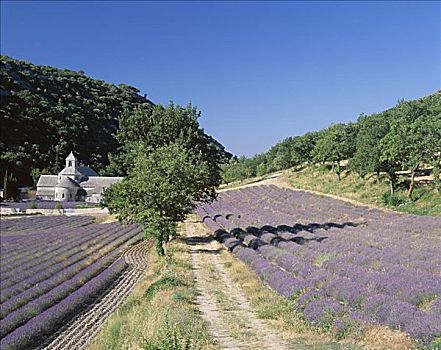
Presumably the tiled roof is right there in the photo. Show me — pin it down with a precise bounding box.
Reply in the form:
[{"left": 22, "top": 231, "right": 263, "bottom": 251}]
[
  {"left": 55, "top": 177, "right": 80, "bottom": 188},
  {"left": 59, "top": 166, "right": 83, "bottom": 176},
  {"left": 77, "top": 166, "right": 99, "bottom": 177},
  {"left": 58, "top": 165, "right": 98, "bottom": 177},
  {"left": 81, "top": 177, "right": 123, "bottom": 189},
  {"left": 36, "top": 188, "right": 55, "bottom": 196},
  {"left": 36, "top": 175, "right": 58, "bottom": 187}
]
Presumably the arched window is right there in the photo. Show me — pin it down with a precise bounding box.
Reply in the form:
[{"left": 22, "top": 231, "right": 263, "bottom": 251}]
[
  {"left": 62, "top": 193, "right": 65, "bottom": 198},
  {"left": 68, "top": 161, "right": 72, "bottom": 167}
]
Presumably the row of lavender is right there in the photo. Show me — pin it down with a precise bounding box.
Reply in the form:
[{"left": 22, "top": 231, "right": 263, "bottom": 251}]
[
  {"left": 1, "top": 215, "right": 94, "bottom": 236},
  {"left": 0, "top": 201, "right": 99, "bottom": 210},
  {"left": 196, "top": 185, "right": 441, "bottom": 345},
  {"left": 0, "top": 215, "right": 141, "bottom": 350}
]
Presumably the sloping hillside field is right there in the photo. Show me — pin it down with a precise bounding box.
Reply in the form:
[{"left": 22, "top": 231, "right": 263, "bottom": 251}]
[
  {"left": 196, "top": 185, "right": 441, "bottom": 345},
  {"left": 0, "top": 215, "right": 141, "bottom": 350}
]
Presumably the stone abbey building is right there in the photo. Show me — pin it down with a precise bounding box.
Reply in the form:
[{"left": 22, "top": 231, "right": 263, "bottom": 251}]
[{"left": 36, "top": 152, "right": 122, "bottom": 202}]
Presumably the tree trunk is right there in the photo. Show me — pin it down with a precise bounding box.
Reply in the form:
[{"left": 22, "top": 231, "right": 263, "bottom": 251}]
[
  {"left": 3, "top": 170, "right": 8, "bottom": 200},
  {"left": 335, "top": 161, "right": 341, "bottom": 181},
  {"left": 388, "top": 171, "right": 396, "bottom": 195},
  {"left": 407, "top": 165, "right": 419, "bottom": 198},
  {"left": 376, "top": 170, "right": 380, "bottom": 183},
  {"left": 156, "top": 240, "right": 165, "bottom": 256},
  {"left": 433, "top": 160, "right": 441, "bottom": 193}
]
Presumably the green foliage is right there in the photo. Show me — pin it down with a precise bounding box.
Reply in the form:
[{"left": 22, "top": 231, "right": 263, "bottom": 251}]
[
  {"left": 220, "top": 131, "right": 322, "bottom": 183},
  {"left": 433, "top": 161, "right": 441, "bottom": 193},
  {"left": 3, "top": 170, "right": 20, "bottom": 200},
  {"left": 312, "top": 123, "right": 357, "bottom": 164},
  {"left": 102, "top": 103, "right": 228, "bottom": 255},
  {"left": 221, "top": 156, "right": 254, "bottom": 184},
  {"left": 381, "top": 192, "right": 405, "bottom": 207},
  {"left": 28, "top": 201, "right": 37, "bottom": 209},
  {"left": 144, "top": 276, "right": 186, "bottom": 301},
  {"left": 379, "top": 101, "right": 441, "bottom": 195},
  {"left": 55, "top": 203, "right": 64, "bottom": 210},
  {"left": 256, "top": 162, "right": 267, "bottom": 177},
  {"left": 30, "top": 168, "right": 44, "bottom": 188},
  {"left": 350, "top": 113, "right": 390, "bottom": 178},
  {"left": 1, "top": 55, "right": 154, "bottom": 185},
  {"left": 312, "top": 123, "right": 358, "bottom": 181},
  {"left": 222, "top": 91, "right": 440, "bottom": 196},
  {"left": 140, "top": 319, "right": 192, "bottom": 350},
  {"left": 108, "top": 102, "right": 231, "bottom": 180}
]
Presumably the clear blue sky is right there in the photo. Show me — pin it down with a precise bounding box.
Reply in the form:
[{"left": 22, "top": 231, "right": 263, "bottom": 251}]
[{"left": 1, "top": 1, "right": 440, "bottom": 156}]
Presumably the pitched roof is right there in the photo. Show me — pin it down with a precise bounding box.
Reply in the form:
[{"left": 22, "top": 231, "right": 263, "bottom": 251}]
[
  {"left": 59, "top": 165, "right": 98, "bottom": 177},
  {"left": 59, "top": 166, "right": 83, "bottom": 176},
  {"left": 55, "top": 177, "right": 80, "bottom": 188},
  {"left": 80, "top": 176, "right": 123, "bottom": 189},
  {"left": 77, "top": 166, "right": 99, "bottom": 177},
  {"left": 66, "top": 151, "right": 77, "bottom": 161},
  {"left": 36, "top": 188, "right": 55, "bottom": 196},
  {"left": 37, "top": 175, "right": 58, "bottom": 187}
]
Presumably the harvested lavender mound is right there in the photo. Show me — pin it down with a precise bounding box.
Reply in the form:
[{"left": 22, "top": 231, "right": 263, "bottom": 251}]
[{"left": 196, "top": 185, "right": 441, "bottom": 345}]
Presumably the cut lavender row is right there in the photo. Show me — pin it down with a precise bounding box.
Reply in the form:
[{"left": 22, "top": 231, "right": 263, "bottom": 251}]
[
  {"left": 0, "top": 227, "right": 138, "bottom": 320},
  {"left": 196, "top": 185, "right": 441, "bottom": 345},
  {"left": 0, "top": 259, "right": 127, "bottom": 350},
  {"left": 0, "top": 216, "right": 141, "bottom": 343}
]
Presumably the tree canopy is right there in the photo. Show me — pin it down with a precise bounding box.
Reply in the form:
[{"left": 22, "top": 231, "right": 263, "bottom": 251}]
[
  {"left": 102, "top": 103, "right": 231, "bottom": 255},
  {"left": 221, "top": 91, "right": 441, "bottom": 196}
]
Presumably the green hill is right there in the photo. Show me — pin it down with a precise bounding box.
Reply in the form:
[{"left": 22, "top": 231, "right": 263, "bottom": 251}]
[{"left": 0, "top": 55, "right": 154, "bottom": 185}]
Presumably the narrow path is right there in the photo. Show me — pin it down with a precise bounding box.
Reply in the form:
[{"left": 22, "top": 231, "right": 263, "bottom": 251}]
[
  {"left": 39, "top": 241, "right": 150, "bottom": 350},
  {"left": 186, "top": 220, "right": 288, "bottom": 350}
]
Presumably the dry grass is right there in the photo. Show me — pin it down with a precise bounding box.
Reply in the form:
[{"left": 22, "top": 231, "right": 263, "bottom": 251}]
[
  {"left": 287, "top": 166, "right": 441, "bottom": 216},
  {"left": 91, "top": 213, "right": 118, "bottom": 224},
  {"left": 88, "top": 227, "right": 218, "bottom": 350},
  {"left": 358, "top": 327, "right": 418, "bottom": 350}
]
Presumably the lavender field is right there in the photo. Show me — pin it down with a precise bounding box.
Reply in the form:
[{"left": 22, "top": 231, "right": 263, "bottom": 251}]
[
  {"left": 0, "top": 215, "right": 141, "bottom": 350},
  {"left": 0, "top": 201, "right": 99, "bottom": 210},
  {"left": 196, "top": 185, "right": 441, "bottom": 346}
]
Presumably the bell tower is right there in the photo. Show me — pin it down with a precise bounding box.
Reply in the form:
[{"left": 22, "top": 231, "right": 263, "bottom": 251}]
[{"left": 66, "top": 151, "right": 77, "bottom": 169}]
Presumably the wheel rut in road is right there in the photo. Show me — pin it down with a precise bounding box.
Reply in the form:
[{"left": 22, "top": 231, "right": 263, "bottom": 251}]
[
  {"left": 40, "top": 241, "right": 150, "bottom": 350},
  {"left": 186, "top": 220, "right": 288, "bottom": 350}
]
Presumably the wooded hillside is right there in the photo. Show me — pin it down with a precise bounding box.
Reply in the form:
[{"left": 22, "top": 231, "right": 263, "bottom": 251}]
[
  {"left": 223, "top": 91, "right": 441, "bottom": 199},
  {"left": 0, "top": 55, "right": 154, "bottom": 185}
]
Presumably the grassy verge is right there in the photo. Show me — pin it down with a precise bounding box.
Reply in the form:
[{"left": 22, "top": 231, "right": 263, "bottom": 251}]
[
  {"left": 287, "top": 165, "right": 441, "bottom": 216},
  {"left": 88, "top": 228, "right": 218, "bottom": 350},
  {"left": 219, "top": 171, "right": 283, "bottom": 191},
  {"left": 219, "top": 248, "right": 419, "bottom": 350}
]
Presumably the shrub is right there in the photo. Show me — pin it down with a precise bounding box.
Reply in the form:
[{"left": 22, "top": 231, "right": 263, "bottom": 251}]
[
  {"left": 55, "top": 203, "right": 64, "bottom": 210},
  {"left": 144, "top": 276, "right": 186, "bottom": 301},
  {"left": 381, "top": 192, "right": 405, "bottom": 207},
  {"left": 140, "top": 319, "right": 191, "bottom": 350},
  {"left": 410, "top": 187, "right": 428, "bottom": 202},
  {"left": 28, "top": 201, "right": 37, "bottom": 209}
]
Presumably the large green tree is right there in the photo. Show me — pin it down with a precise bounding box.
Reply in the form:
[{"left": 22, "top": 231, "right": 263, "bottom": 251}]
[
  {"left": 380, "top": 113, "right": 441, "bottom": 197},
  {"left": 312, "top": 123, "right": 358, "bottom": 180},
  {"left": 102, "top": 103, "right": 230, "bottom": 255},
  {"left": 107, "top": 102, "right": 230, "bottom": 180},
  {"left": 350, "top": 113, "right": 390, "bottom": 181}
]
